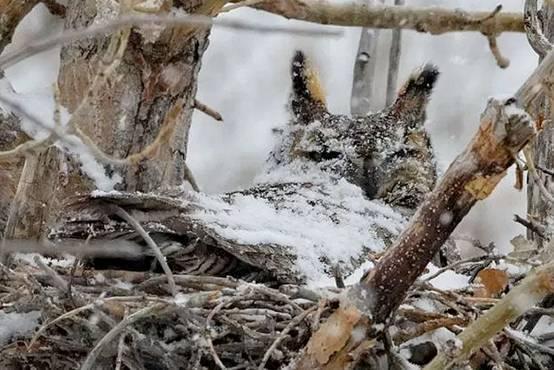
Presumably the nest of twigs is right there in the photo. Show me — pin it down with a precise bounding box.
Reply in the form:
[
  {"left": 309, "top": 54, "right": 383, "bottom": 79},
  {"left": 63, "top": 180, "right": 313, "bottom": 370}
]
[{"left": 0, "top": 251, "right": 552, "bottom": 370}]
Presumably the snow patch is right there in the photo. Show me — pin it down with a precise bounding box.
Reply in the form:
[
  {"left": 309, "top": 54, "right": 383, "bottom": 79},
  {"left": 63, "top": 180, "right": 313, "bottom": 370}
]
[
  {"left": 421, "top": 263, "right": 470, "bottom": 290},
  {"left": 192, "top": 164, "right": 405, "bottom": 285},
  {"left": 0, "top": 311, "right": 41, "bottom": 346}
]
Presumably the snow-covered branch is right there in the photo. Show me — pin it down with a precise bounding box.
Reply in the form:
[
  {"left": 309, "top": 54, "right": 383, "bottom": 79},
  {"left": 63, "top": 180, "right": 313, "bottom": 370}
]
[
  {"left": 248, "top": 1, "right": 524, "bottom": 35},
  {"left": 291, "top": 44, "right": 554, "bottom": 370}
]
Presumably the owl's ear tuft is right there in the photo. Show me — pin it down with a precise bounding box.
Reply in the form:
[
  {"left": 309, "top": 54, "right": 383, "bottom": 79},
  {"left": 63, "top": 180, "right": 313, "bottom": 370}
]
[{"left": 290, "top": 51, "right": 328, "bottom": 123}]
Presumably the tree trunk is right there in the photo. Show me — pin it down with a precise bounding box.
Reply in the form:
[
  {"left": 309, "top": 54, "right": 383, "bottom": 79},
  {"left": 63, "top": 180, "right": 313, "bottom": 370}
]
[
  {"left": 0, "top": 0, "right": 40, "bottom": 236},
  {"left": 528, "top": 2, "right": 554, "bottom": 256},
  {"left": 4, "top": 1, "right": 218, "bottom": 240}
]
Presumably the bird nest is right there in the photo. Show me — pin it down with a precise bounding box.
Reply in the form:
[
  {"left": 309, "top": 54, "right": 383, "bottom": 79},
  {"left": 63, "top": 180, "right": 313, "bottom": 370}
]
[{"left": 0, "top": 249, "right": 547, "bottom": 370}]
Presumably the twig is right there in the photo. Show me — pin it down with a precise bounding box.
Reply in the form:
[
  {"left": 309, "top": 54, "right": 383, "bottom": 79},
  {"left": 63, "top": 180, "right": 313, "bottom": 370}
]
[
  {"left": 114, "top": 307, "right": 129, "bottom": 370},
  {"left": 424, "top": 261, "right": 554, "bottom": 370},
  {"left": 514, "top": 214, "right": 548, "bottom": 240},
  {"left": 505, "top": 328, "right": 554, "bottom": 356},
  {"left": 393, "top": 316, "right": 468, "bottom": 343},
  {"left": 536, "top": 164, "right": 554, "bottom": 177},
  {"left": 206, "top": 293, "right": 254, "bottom": 369},
  {"left": 80, "top": 303, "right": 167, "bottom": 370},
  {"left": 485, "top": 34, "right": 510, "bottom": 68},
  {"left": 422, "top": 255, "right": 502, "bottom": 282},
  {"left": 33, "top": 255, "right": 68, "bottom": 291},
  {"left": 0, "top": 13, "right": 341, "bottom": 70},
  {"left": 385, "top": 0, "right": 404, "bottom": 106},
  {"left": 194, "top": 99, "right": 223, "bottom": 122},
  {"left": 524, "top": 146, "right": 554, "bottom": 204},
  {"left": 109, "top": 205, "right": 177, "bottom": 297},
  {"left": 258, "top": 306, "right": 317, "bottom": 369},
  {"left": 28, "top": 302, "right": 98, "bottom": 349},
  {"left": 184, "top": 162, "right": 201, "bottom": 192}
]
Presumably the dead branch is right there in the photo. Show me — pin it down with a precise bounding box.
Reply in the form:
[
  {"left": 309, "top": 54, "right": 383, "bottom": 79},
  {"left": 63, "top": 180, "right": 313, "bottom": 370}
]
[
  {"left": 425, "top": 261, "right": 554, "bottom": 369},
  {"left": 291, "top": 42, "right": 554, "bottom": 370},
  {"left": 108, "top": 205, "right": 178, "bottom": 297},
  {"left": 385, "top": 0, "right": 404, "bottom": 106},
  {"left": 194, "top": 98, "right": 223, "bottom": 122},
  {"left": 258, "top": 306, "right": 317, "bottom": 369},
  {"left": 80, "top": 303, "right": 168, "bottom": 370},
  {"left": 249, "top": 1, "right": 524, "bottom": 35},
  {"left": 514, "top": 214, "right": 548, "bottom": 240},
  {"left": 360, "top": 97, "right": 534, "bottom": 324},
  {"left": 486, "top": 33, "right": 510, "bottom": 68}
]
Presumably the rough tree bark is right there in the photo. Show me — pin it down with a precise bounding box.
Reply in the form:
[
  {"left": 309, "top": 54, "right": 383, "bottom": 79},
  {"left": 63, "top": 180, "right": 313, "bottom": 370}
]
[
  {"left": 527, "top": 1, "right": 554, "bottom": 256},
  {"left": 0, "top": 0, "right": 40, "bottom": 236},
  {"left": 3, "top": 1, "right": 225, "bottom": 240}
]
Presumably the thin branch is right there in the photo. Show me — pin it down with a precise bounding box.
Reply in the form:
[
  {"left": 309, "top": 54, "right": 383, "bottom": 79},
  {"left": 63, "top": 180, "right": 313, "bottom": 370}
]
[
  {"left": 424, "top": 261, "right": 554, "bottom": 369},
  {"left": 258, "top": 306, "right": 317, "bottom": 369},
  {"left": 536, "top": 164, "right": 554, "bottom": 177},
  {"left": 514, "top": 214, "right": 548, "bottom": 240},
  {"left": 0, "top": 13, "right": 341, "bottom": 70},
  {"left": 80, "top": 303, "right": 167, "bottom": 370},
  {"left": 184, "top": 162, "right": 201, "bottom": 192},
  {"left": 422, "top": 255, "right": 503, "bottom": 282},
  {"left": 109, "top": 205, "right": 178, "bottom": 297},
  {"left": 250, "top": 1, "right": 524, "bottom": 35},
  {"left": 485, "top": 34, "right": 510, "bottom": 68},
  {"left": 194, "top": 99, "right": 223, "bottom": 122},
  {"left": 33, "top": 255, "right": 68, "bottom": 291},
  {"left": 385, "top": 0, "right": 404, "bottom": 106},
  {"left": 114, "top": 307, "right": 129, "bottom": 370}
]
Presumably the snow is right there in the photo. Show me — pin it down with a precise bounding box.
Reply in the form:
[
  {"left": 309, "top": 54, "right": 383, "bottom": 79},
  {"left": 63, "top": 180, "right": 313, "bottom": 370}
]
[
  {"left": 421, "top": 263, "right": 470, "bottom": 290},
  {"left": 0, "top": 82, "right": 122, "bottom": 191},
  {"left": 0, "top": 311, "right": 41, "bottom": 346},
  {"left": 192, "top": 163, "right": 405, "bottom": 285},
  {"left": 57, "top": 135, "right": 122, "bottom": 191},
  {"left": 0, "top": 84, "right": 71, "bottom": 140},
  {"left": 14, "top": 253, "right": 76, "bottom": 269}
]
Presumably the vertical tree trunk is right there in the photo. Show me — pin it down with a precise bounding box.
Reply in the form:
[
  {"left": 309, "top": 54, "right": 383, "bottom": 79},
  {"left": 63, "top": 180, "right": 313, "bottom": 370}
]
[
  {"left": 0, "top": 0, "right": 40, "bottom": 236},
  {"left": 528, "top": 3, "right": 554, "bottom": 256},
  {"left": 5, "top": 0, "right": 219, "bottom": 240}
]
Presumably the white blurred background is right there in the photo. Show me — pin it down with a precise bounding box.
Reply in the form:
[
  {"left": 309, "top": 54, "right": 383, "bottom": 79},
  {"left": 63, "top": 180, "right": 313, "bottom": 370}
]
[{"left": 3, "top": 0, "right": 537, "bottom": 253}]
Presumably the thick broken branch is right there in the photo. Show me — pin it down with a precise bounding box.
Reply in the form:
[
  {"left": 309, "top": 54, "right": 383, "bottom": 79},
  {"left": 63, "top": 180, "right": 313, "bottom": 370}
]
[
  {"left": 250, "top": 1, "right": 524, "bottom": 35},
  {"left": 291, "top": 44, "right": 554, "bottom": 370}
]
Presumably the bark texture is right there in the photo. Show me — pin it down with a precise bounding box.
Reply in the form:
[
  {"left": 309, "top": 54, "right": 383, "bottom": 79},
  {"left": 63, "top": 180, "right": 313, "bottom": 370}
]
[
  {"left": 251, "top": 0, "right": 524, "bottom": 35},
  {"left": 4, "top": 1, "right": 218, "bottom": 240},
  {"left": 0, "top": 0, "right": 40, "bottom": 236},
  {"left": 528, "top": 3, "right": 554, "bottom": 256}
]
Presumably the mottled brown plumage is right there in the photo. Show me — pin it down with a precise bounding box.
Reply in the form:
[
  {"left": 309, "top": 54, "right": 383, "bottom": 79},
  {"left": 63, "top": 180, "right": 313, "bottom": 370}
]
[{"left": 271, "top": 51, "right": 439, "bottom": 210}]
